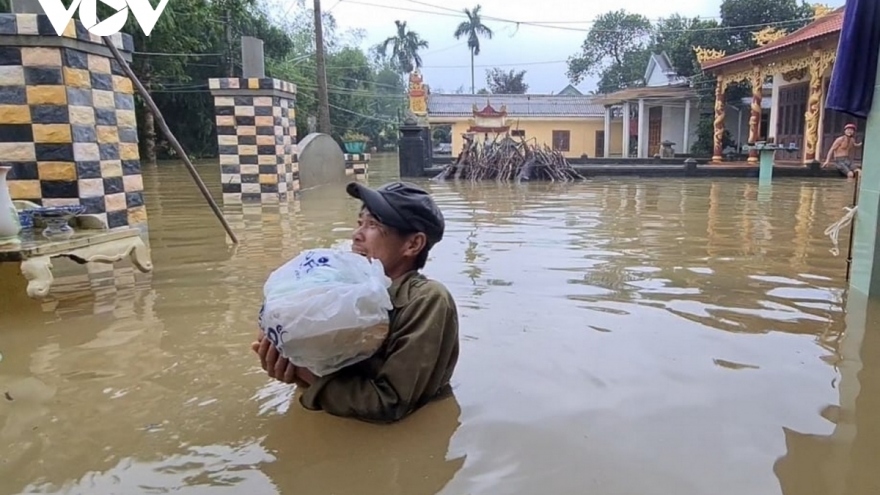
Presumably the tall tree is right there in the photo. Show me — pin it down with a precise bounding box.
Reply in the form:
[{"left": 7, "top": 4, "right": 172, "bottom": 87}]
[
  {"left": 566, "top": 10, "right": 653, "bottom": 93},
  {"left": 485, "top": 68, "right": 528, "bottom": 94},
  {"left": 314, "top": 0, "right": 332, "bottom": 134},
  {"left": 651, "top": 15, "right": 726, "bottom": 78},
  {"left": 453, "top": 4, "right": 494, "bottom": 94},
  {"left": 377, "top": 20, "right": 429, "bottom": 74},
  {"left": 720, "top": 0, "right": 814, "bottom": 53}
]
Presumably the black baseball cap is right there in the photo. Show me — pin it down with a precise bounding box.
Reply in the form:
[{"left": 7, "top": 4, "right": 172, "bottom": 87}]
[{"left": 346, "top": 181, "right": 445, "bottom": 245}]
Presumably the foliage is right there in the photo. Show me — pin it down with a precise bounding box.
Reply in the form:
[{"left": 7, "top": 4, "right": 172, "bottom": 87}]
[
  {"left": 376, "top": 20, "right": 429, "bottom": 74},
  {"left": 720, "top": 0, "right": 814, "bottom": 53},
  {"left": 343, "top": 130, "right": 369, "bottom": 142},
  {"left": 9, "top": 0, "right": 409, "bottom": 159},
  {"left": 566, "top": 10, "right": 654, "bottom": 91},
  {"left": 651, "top": 15, "right": 726, "bottom": 79},
  {"left": 454, "top": 4, "right": 494, "bottom": 93},
  {"left": 485, "top": 68, "right": 528, "bottom": 94},
  {"left": 566, "top": 0, "right": 821, "bottom": 156},
  {"left": 454, "top": 4, "right": 494, "bottom": 56}
]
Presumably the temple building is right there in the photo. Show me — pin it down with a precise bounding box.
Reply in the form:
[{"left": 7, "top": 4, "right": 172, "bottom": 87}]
[
  {"left": 594, "top": 52, "right": 701, "bottom": 158},
  {"left": 425, "top": 92, "right": 616, "bottom": 159},
  {"left": 699, "top": 5, "right": 864, "bottom": 165}
]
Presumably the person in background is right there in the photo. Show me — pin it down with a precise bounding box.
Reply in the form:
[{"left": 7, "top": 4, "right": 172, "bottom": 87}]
[
  {"left": 252, "top": 181, "right": 460, "bottom": 424},
  {"left": 823, "top": 123, "right": 864, "bottom": 178}
]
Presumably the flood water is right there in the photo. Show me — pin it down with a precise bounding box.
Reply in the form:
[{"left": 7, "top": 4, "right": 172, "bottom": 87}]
[{"left": 1, "top": 154, "right": 879, "bottom": 495}]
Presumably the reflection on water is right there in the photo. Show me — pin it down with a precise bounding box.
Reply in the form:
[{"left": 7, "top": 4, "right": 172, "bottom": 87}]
[{"left": 1, "top": 154, "right": 878, "bottom": 495}]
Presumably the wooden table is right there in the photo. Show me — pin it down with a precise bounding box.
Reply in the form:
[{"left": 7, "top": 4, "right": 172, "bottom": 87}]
[{"left": 0, "top": 228, "right": 153, "bottom": 299}]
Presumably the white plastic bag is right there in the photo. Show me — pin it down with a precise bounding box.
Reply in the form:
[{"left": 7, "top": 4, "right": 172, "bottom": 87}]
[{"left": 258, "top": 248, "right": 393, "bottom": 377}]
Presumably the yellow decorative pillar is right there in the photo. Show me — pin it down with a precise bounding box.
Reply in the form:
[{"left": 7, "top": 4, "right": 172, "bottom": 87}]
[
  {"left": 804, "top": 49, "right": 835, "bottom": 163},
  {"left": 712, "top": 77, "right": 728, "bottom": 163},
  {"left": 694, "top": 46, "right": 727, "bottom": 163},
  {"left": 747, "top": 66, "right": 764, "bottom": 164}
]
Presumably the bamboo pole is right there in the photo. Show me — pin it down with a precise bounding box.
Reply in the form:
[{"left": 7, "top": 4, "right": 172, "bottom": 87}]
[
  {"left": 845, "top": 172, "right": 860, "bottom": 282},
  {"left": 102, "top": 37, "right": 239, "bottom": 244}
]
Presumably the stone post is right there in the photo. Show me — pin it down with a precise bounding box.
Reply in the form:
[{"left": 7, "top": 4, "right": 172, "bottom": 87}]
[
  {"left": 344, "top": 153, "right": 370, "bottom": 178},
  {"left": 0, "top": 14, "right": 146, "bottom": 230},
  {"left": 421, "top": 126, "right": 434, "bottom": 166},
  {"left": 208, "top": 77, "right": 298, "bottom": 204},
  {"left": 399, "top": 124, "right": 427, "bottom": 177}
]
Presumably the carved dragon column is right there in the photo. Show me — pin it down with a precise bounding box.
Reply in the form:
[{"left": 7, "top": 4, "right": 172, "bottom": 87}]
[
  {"left": 804, "top": 49, "right": 834, "bottom": 164},
  {"left": 712, "top": 77, "right": 728, "bottom": 163},
  {"left": 747, "top": 66, "right": 764, "bottom": 164}
]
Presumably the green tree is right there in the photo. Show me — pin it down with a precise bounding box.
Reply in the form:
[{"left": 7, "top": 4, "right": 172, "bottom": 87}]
[
  {"left": 485, "top": 68, "right": 528, "bottom": 94},
  {"left": 453, "top": 4, "right": 494, "bottom": 94},
  {"left": 1, "top": 0, "right": 395, "bottom": 159},
  {"left": 377, "top": 20, "right": 430, "bottom": 74},
  {"left": 720, "top": 0, "right": 814, "bottom": 53},
  {"left": 123, "top": 0, "right": 215, "bottom": 164},
  {"left": 651, "top": 15, "right": 726, "bottom": 78},
  {"left": 567, "top": 10, "right": 654, "bottom": 93}
]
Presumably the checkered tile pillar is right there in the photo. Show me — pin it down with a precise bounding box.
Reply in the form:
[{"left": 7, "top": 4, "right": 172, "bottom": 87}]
[
  {"left": 208, "top": 78, "right": 298, "bottom": 205},
  {"left": 344, "top": 153, "right": 370, "bottom": 179},
  {"left": 0, "top": 14, "right": 143, "bottom": 230}
]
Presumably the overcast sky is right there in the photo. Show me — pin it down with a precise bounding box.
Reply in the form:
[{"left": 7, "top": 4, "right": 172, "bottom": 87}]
[
  {"left": 278, "top": 0, "right": 845, "bottom": 94},
  {"left": 322, "top": 0, "right": 723, "bottom": 94}
]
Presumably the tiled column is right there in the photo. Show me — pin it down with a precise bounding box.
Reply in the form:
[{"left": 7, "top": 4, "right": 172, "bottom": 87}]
[
  {"left": 208, "top": 77, "right": 298, "bottom": 204},
  {"left": 344, "top": 153, "right": 369, "bottom": 179},
  {"left": 0, "top": 14, "right": 145, "bottom": 229}
]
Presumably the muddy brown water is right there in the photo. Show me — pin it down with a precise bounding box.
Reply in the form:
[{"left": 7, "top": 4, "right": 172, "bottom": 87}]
[{"left": 1, "top": 154, "right": 879, "bottom": 495}]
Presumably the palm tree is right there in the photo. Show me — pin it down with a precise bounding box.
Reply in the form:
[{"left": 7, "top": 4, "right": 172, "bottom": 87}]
[
  {"left": 453, "top": 4, "right": 493, "bottom": 94},
  {"left": 377, "top": 20, "right": 429, "bottom": 74}
]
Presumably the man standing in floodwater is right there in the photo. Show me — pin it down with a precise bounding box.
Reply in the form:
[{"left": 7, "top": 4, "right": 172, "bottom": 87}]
[
  {"left": 252, "top": 181, "right": 460, "bottom": 424},
  {"left": 823, "top": 123, "right": 863, "bottom": 178}
]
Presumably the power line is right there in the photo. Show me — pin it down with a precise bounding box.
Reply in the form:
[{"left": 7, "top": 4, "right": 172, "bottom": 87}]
[
  {"left": 329, "top": 103, "right": 399, "bottom": 124},
  {"left": 342, "top": 0, "right": 814, "bottom": 34},
  {"left": 404, "top": 0, "right": 732, "bottom": 24},
  {"left": 134, "top": 51, "right": 223, "bottom": 57}
]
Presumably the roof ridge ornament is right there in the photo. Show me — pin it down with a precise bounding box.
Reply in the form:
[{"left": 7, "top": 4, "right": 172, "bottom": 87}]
[
  {"left": 693, "top": 46, "right": 726, "bottom": 64},
  {"left": 752, "top": 26, "right": 788, "bottom": 46},
  {"left": 812, "top": 3, "right": 833, "bottom": 19}
]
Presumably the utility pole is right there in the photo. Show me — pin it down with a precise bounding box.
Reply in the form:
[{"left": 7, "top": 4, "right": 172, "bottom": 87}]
[
  {"left": 313, "top": 0, "right": 332, "bottom": 134},
  {"left": 225, "top": 4, "right": 234, "bottom": 77}
]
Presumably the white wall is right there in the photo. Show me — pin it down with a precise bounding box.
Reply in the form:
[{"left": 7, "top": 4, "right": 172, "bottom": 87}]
[
  {"left": 659, "top": 104, "right": 700, "bottom": 154},
  {"left": 723, "top": 106, "right": 750, "bottom": 149},
  {"left": 646, "top": 68, "right": 669, "bottom": 87}
]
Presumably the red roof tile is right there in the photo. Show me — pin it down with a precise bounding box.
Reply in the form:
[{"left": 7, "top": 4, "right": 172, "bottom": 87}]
[{"left": 702, "top": 7, "right": 844, "bottom": 71}]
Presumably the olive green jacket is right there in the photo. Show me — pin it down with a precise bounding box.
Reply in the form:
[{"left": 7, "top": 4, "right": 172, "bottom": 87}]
[{"left": 299, "top": 271, "right": 460, "bottom": 423}]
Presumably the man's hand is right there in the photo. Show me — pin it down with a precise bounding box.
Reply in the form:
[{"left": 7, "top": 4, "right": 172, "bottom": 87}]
[{"left": 251, "top": 333, "right": 316, "bottom": 387}]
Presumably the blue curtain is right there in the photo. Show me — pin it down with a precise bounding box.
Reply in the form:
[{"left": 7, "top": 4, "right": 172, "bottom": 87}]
[{"left": 826, "top": 0, "right": 880, "bottom": 119}]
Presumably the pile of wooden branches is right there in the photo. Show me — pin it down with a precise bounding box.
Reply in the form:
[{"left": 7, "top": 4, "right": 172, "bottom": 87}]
[{"left": 432, "top": 136, "right": 585, "bottom": 182}]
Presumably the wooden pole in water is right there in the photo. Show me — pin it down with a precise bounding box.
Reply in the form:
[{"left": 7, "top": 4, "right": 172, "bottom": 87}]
[
  {"left": 101, "top": 37, "right": 239, "bottom": 245},
  {"left": 845, "top": 172, "right": 860, "bottom": 282}
]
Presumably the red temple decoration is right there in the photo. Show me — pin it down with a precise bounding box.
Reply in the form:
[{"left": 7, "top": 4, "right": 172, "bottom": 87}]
[{"left": 466, "top": 101, "right": 511, "bottom": 134}]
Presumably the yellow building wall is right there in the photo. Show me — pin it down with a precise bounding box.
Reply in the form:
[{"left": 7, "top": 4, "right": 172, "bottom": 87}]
[{"left": 444, "top": 119, "right": 624, "bottom": 159}]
